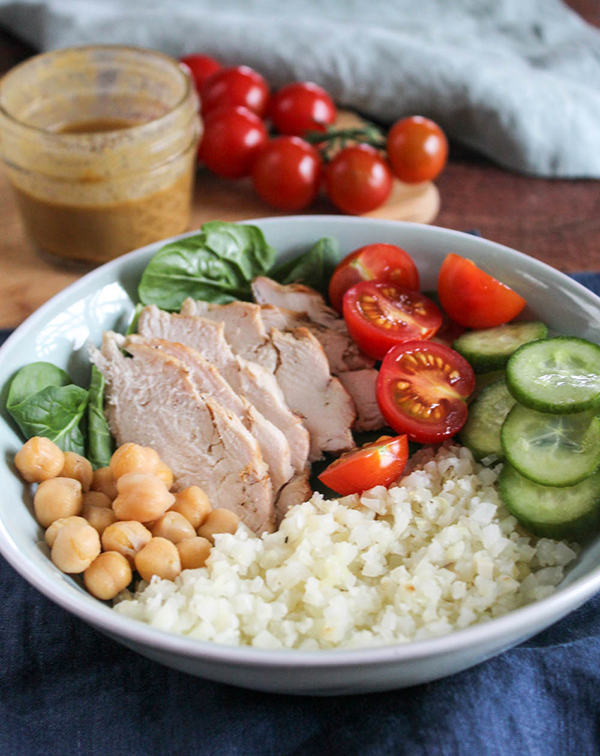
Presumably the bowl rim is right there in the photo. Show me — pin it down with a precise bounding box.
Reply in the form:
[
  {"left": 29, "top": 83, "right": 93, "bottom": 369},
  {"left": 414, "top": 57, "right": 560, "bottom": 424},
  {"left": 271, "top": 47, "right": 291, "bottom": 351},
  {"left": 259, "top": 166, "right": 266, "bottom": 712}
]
[{"left": 2, "top": 214, "right": 600, "bottom": 668}]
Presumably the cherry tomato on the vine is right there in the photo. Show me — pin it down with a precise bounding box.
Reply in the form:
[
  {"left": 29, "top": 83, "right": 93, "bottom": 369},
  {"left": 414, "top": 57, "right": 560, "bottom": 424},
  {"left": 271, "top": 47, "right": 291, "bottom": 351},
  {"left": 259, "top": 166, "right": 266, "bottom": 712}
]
[
  {"left": 328, "top": 243, "right": 420, "bottom": 313},
  {"left": 386, "top": 116, "right": 448, "bottom": 184},
  {"left": 251, "top": 136, "right": 322, "bottom": 211},
  {"left": 343, "top": 280, "right": 443, "bottom": 360},
  {"left": 437, "top": 253, "right": 527, "bottom": 329},
  {"left": 201, "top": 65, "right": 270, "bottom": 117},
  {"left": 269, "top": 82, "right": 337, "bottom": 136},
  {"left": 198, "top": 106, "right": 268, "bottom": 179},
  {"left": 377, "top": 340, "right": 475, "bottom": 443},
  {"left": 318, "top": 435, "right": 409, "bottom": 496},
  {"left": 324, "top": 144, "right": 393, "bottom": 215},
  {"left": 180, "top": 54, "right": 221, "bottom": 91}
]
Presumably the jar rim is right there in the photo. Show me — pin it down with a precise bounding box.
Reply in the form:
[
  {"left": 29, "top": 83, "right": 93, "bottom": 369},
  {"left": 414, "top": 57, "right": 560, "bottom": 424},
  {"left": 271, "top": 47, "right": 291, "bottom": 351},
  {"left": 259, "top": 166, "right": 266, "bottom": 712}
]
[{"left": 0, "top": 44, "right": 195, "bottom": 141}]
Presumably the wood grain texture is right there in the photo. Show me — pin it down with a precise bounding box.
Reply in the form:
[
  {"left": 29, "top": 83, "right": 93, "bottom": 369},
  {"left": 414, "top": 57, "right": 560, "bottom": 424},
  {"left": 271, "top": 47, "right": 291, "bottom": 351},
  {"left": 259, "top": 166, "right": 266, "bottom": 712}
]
[{"left": 0, "top": 5, "right": 598, "bottom": 327}]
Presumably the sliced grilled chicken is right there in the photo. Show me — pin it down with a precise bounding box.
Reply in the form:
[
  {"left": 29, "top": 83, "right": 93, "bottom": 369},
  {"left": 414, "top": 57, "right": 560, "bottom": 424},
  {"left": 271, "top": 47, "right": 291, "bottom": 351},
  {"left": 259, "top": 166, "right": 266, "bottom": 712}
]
[
  {"left": 138, "top": 306, "right": 310, "bottom": 472},
  {"left": 183, "top": 300, "right": 356, "bottom": 460},
  {"left": 127, "top": 336, "right": 294, "bottom": 495},
  {"left": 91, "top": 333, "right": 274, "bottom": 534},
  {"left": 251, "top": 278, "right": 385, "bottom": 431},
  {"left": 274, "top": 468, "right": 312, "bottom": 526}
]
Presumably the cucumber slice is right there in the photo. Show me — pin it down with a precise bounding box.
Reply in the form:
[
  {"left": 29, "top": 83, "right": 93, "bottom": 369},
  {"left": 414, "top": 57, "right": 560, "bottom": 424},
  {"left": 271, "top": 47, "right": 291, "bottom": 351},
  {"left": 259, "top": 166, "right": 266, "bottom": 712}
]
[
  {"left": 460, "top": 379, "right": 515, "bottom": 460},
  {"left": 506, "top": 337, "right": 600, "bottom": 414},
  {"left": 470, "top": 369, "right": 506, "bottom": 402},
  {"left": 453, "top": 322, "right": 547, "bottom": 373},
  {"left": 501, "top": 406, "right": 600, "bottom": 487},
  {"left": 499, "top": 463, "right": 600, "bottom": 539}
]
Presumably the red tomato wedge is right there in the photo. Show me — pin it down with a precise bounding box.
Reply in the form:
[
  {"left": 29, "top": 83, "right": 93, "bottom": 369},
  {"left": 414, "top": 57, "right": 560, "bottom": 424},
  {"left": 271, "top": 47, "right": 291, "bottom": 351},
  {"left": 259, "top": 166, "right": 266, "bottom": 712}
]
[
  {"left": 343, "top": 281, "right": 443, "bottom": 360},
  {"left": 377, "top": 341, "right": 475, "bottom": 443},
  {"left": 329, "top": 243, "right": 420, "bottom": 313},
  {"left": 437, "top": 253, "right": 527, "bottom": 329},
  {"left": 318, "top": 435, "right": 409, "bottom": 496}
]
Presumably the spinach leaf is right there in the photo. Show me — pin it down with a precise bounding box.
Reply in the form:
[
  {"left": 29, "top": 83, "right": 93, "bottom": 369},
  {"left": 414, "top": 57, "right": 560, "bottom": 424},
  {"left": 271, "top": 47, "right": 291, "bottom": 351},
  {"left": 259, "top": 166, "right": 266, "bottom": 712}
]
[
  {"left": 87, "top": 365, "right": 114, "bottom": 469},
  {"left": 269, "top": 237, "right": 341, "bottom": 296},
  {"left": 138, "top": 222, "right": 277, "bottom": 311},
  {"left": 7, "top": 362, "right": 71, "bottom": 410},
  {"left": 9, "top": 384, "right": 89, "bottom": 455}
]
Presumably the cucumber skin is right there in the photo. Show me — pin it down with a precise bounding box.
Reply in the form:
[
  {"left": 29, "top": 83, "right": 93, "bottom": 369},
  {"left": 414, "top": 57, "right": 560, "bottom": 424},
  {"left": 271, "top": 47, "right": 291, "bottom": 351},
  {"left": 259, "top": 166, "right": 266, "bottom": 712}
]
[
  {"left": 453, "top": 323, "right": 548, "bottom": 374},
  {"left": 499, "top": 464, "right": 600, "bottom": 540},
  {"left": 460, "top": 379, "right": 515, "bottom": 461},
  {"left": 506, "top": 336, "right": 600, "bottom": 415},
  {"left": 500, "top": 407, "right": 600, "bottom": 488}
]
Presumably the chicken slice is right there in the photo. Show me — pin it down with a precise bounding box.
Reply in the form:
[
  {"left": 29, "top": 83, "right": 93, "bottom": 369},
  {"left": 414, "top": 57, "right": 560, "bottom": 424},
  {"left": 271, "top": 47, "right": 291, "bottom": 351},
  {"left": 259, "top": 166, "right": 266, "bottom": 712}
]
[
  {"left": 251, "top": 278, "right": 385, "bottom": 431},
  {"left": 91, "top": 333, "right": 274, "bottom": 534},
  {"left": 274, "top": 469, "right": 312, "bottom": 526},
  {"left": 127, "top": 336, "right": 294, "bottom": 495},
  {"left": 270, "top": 327, "right": 355, "bottom": 460},
  {"left": 183, "top": 300, "right": 356, "bottom": 460},
  {"left": 138, "top": 306, "right": 310, "bottom": 472}
]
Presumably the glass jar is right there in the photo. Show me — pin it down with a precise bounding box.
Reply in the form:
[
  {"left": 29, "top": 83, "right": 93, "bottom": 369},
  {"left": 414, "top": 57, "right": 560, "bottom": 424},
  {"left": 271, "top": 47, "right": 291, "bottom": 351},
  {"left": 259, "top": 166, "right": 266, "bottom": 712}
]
[{"left": 0, "top": 45, "right": 201, "bottom": 264}]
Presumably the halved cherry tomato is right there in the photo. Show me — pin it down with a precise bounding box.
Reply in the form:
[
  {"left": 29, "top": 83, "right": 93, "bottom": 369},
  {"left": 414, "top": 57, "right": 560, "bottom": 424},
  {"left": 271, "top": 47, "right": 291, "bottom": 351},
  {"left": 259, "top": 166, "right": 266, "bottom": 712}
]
[
  {"left": 343, "top": 281, "right": 443, "bottom": 360},
  {"left": 318, "top": 435, "right": 409, "bottom": 496},
  {"left": 180, "top": 54, "right": 221, "bottom": 91},
  {"left": 329, "top": 243, "right": 420, "bottom": 313},
  {"left": 377, "top": 341, "right": 475, "bottom": 443},
  {"left": 437, "top": 253, "right": 527, "bottom": 329}
]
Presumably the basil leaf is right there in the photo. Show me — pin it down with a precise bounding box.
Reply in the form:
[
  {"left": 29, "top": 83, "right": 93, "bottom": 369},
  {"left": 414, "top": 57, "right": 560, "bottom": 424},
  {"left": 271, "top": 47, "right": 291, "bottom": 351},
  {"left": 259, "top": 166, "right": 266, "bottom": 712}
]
[
  {"left": 7, "top": 362, "right": 71, "bottom": 410},
  {"left": 87, "top": 366, "right": 114, "bottom": 470},
  {"left": 269, "top": 237, "right": 341, "bottom": 296},
  {"left": 9, "top": 384, "right": 89, "bottom": 454},
  {"left": 138, "top": 223, "right": 277, "bottom": 311}
]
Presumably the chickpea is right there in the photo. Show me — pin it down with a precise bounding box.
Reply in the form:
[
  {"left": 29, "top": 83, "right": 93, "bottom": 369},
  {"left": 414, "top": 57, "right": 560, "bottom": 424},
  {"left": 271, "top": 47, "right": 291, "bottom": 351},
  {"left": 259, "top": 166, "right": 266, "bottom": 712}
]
[
  {"left": 51, "top": 519, "right": 100, "bottom": 573},
  {"left": 101, "top": 521, "right": 152, "bottom": 562},
  {"left": 170, "top": 486, "right": 212, "bottom": 529},
  {"left": 91, "top": 467, "right": 118, "bottom": 501},
  {"left": 60, "top": 452, "right": 93, "bottom": 492},
  {"left": 83, "top": 504, "right": 117, "bottom": 536},
  {"left": 152, "top": 511, "right": 196, "bottom": 544},
  {"left": 82, "top": 491, "right": 112, "bottom": 509},
  {"left": 83, "top": 552, "right": 132, "bottom": 600},
  {"left": 112, "top": 473, "right": 175, "bottom": 523},
  {"left": 155, "top": 461, "right": 174, "bottom": 490},
  {"left": 34, "top": 477, "right": 83, "bottom": 528},
  {"left": 45, "top": 516, "right": 88, "bottom": 547},
  {"left": 135, "top": 537, "right": 181, "bottom": 583},
  {"left": 14, "top": 437, "right": 64, "bottom": 483},
  {"left": 197, "top": 508, "right": 241, "bottom": 544},
  {"left": 177, "top": 537, "right": 212, "bottom": 570},
  {"left": 109, "top": 443, "right": 161, "bottom": 480}
]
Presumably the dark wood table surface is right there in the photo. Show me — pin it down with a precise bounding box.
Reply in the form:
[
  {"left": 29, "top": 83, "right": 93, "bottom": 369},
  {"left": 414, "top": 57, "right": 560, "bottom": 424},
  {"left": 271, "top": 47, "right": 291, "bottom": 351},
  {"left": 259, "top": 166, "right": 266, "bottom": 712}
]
[{"left": 0, "top": 2, "right": 598, "bottom": 328}]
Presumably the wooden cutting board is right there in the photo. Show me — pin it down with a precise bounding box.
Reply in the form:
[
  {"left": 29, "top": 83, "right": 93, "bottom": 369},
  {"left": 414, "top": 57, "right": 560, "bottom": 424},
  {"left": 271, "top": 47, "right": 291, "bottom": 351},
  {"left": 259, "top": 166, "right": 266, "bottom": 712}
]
[{"left": 0, "top": 111, "right": 439, "bottom": 329}]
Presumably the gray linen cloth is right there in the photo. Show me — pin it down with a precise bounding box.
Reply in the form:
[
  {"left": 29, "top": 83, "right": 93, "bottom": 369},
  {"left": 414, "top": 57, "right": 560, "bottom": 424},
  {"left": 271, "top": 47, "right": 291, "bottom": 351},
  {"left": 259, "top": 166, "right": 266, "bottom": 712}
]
[{"left": 0, "top": 0, "right": 599, "bottom": 178}]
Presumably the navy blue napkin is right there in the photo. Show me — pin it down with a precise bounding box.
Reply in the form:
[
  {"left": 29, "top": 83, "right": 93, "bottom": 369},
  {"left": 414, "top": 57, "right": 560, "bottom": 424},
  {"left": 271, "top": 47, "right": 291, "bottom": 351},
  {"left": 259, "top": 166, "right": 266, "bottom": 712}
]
[{"left": 2, "top": 272, "right": 600, "bottom": 756}]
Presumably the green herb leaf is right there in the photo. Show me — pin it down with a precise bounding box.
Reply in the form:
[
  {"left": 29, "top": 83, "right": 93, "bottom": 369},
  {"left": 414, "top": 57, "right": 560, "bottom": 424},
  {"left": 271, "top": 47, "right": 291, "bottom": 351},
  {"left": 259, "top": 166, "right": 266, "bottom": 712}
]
[
  {"left": 7, "top": 362, "right": 71, "bottom": 410},
  {"left": 138, "top": 223, "right": 277, "bottom": 311},
  {"left": 269, "top": 237, "right": 341, "bottom": 296},
  {"left": 87, "top": 366, "right": 114, "bottom": 469},
  {"left": 125, "top": 303, "right": 144, "bottom": 336},
  {"left": 9, "top": 384, "right": 89, "bottom": 454}
]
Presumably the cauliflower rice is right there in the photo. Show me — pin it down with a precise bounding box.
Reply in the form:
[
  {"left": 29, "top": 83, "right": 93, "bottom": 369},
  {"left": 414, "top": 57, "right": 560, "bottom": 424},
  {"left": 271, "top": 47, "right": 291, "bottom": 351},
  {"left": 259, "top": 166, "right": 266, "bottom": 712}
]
[{"left": 114, "top": 445, "right": 578, "bottom": 649}]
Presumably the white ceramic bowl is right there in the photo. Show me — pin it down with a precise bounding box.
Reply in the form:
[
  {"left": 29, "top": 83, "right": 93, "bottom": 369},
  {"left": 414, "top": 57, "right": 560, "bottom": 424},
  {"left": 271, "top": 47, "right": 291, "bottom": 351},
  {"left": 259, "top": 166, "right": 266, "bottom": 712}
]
[{"left": 1, "top": 216, "right": 600, "bottom": 696}]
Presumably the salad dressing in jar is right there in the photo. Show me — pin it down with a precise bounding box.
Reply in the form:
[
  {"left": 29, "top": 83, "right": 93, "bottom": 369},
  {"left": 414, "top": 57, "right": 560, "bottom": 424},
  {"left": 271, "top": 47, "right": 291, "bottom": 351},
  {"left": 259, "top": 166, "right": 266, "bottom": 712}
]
[{"left": 0, "top": 46, "right": 202, "bottom": 264}]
